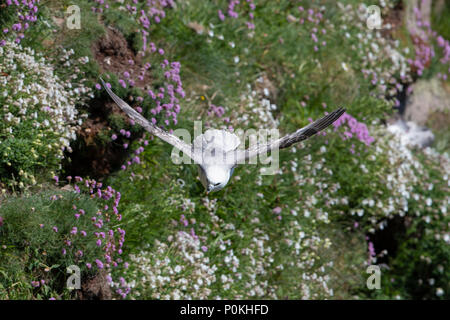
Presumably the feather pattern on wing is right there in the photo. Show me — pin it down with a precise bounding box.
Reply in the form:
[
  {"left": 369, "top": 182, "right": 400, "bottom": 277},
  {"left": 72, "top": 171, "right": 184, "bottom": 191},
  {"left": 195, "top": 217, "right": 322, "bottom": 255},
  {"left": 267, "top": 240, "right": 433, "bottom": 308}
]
[
  {"left": 233, "top": 107, "right": 346, "bottom": 163},
  {"left": 100, "top": 78, "right": 199, "bottom": 163}
]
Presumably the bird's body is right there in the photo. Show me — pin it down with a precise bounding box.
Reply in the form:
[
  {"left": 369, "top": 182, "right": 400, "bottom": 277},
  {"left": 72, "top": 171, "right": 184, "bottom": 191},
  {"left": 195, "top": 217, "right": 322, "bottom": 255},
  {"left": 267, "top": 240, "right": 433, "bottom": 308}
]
[
  {"left": 198, "top": 164, "right": 233, "bottom": 192},
  {"left": 193, "top": 129, "right": 240, "bottom": 192},
  {"left": 101, "top": 78, "right": 346, "bottom": 193}
]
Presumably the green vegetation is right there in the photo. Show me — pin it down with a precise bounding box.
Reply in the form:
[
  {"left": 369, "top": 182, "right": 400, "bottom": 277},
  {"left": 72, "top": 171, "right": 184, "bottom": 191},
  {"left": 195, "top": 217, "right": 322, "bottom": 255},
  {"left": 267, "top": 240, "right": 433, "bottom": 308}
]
[{"left": 0, "top": 0, "right": 448, "bottom": 299}]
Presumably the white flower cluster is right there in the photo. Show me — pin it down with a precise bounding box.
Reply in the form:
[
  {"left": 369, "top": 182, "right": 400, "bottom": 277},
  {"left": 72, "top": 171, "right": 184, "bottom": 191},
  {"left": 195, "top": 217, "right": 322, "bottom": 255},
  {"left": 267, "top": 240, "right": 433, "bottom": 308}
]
[
  {"left": 358, "top": 127, "right": 449, "bottom": 233},
  {"left": 286, "top": 145, "right": 344, "bottom": 224},
  {"left": 232, "top": 83, "right": 279, "bottom": 129},
  {"left": 0, "top": 40, "right": 91, "bottom": 187},
  {"left": 127, "top": 231, "right": 217, "bottom": 299},
  {"left": 201, "top": 193, "right": 333, "bottom": 299},
  {"left": 338, "top": 1, "right": 413, "bottom": 104}
]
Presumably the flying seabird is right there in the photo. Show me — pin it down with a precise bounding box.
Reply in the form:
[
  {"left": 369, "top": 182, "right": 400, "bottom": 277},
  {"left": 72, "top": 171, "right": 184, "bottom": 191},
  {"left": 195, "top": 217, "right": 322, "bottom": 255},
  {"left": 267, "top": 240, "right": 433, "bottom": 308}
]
[{"left": 101, "top": 78, "right": 345, "bottom": 193}]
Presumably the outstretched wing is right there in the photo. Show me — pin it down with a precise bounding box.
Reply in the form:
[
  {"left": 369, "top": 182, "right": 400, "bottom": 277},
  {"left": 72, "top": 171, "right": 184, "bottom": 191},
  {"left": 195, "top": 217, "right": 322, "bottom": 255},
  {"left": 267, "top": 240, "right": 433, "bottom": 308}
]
[
  {"left": 233, "top": 107, "right": 346, "bottom": 164},
  {"left": 100, "top": 78, "right": 199, "bottom": 163}
]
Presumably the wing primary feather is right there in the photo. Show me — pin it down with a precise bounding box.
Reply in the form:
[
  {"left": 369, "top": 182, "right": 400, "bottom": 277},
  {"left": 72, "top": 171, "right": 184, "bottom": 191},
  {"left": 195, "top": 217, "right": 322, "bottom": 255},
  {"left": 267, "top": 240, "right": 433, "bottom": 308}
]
[
  {"left": 100, "top": 77, "right": 156, "bottom": 132},
  {"left": 234, "top": 107, "right": 346, "bottom": 163},
  {"left": 100, "top": 77, "right": 197, "bottom": 163},
  {"left": 279, "top": 107, "right": 346, "bottom": 148}
]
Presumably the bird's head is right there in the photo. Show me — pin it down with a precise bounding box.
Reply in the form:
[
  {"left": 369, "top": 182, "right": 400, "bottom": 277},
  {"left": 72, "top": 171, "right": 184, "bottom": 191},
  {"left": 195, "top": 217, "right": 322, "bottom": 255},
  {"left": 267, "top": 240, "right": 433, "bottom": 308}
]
[
  {"left": 201, "top": 165, "right": 232, "bottom": 193},
  {"left": 206, "top": 182, "right": 225, "bottom": 193}
]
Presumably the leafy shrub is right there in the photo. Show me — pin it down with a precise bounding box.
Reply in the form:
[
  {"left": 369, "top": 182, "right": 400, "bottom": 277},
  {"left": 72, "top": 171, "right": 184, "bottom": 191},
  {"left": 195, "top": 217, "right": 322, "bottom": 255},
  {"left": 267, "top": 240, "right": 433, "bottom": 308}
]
[
  {"left": 0, "top": 41, "right": 91, "bottom": 190},
  {"left": 315, "top": 123, "right": 449, "bottom": 299},
  {"left": 0, "top": 178, "right": 128, "bottom": 299}
]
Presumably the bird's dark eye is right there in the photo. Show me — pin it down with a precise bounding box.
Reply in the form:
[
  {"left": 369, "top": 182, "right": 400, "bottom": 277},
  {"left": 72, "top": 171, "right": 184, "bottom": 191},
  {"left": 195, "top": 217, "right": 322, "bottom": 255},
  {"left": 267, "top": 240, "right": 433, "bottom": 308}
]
[{"left": 214, "top": 183, "right": 220, "bottom": 186}]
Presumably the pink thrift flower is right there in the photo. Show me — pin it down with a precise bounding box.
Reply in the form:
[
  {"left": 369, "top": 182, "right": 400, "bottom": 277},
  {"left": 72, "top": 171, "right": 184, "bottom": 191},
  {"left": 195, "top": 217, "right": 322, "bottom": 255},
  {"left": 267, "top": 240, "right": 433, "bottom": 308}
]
[
  {"left": 273, "top": 207, "right": 282, "bottom": 214},
  {"left": 218, "top": 10, "right": 225, "bottom": 21}
]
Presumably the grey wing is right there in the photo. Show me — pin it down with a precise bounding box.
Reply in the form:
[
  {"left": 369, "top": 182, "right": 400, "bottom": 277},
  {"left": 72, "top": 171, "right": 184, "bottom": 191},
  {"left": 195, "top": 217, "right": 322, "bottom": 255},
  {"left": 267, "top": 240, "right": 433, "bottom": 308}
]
[
  {"left": 233, "top": 107, "right": 346, "bottom": 163},
  {"left": 100, "top": 78, "right": 199, "bottom": 163}
]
